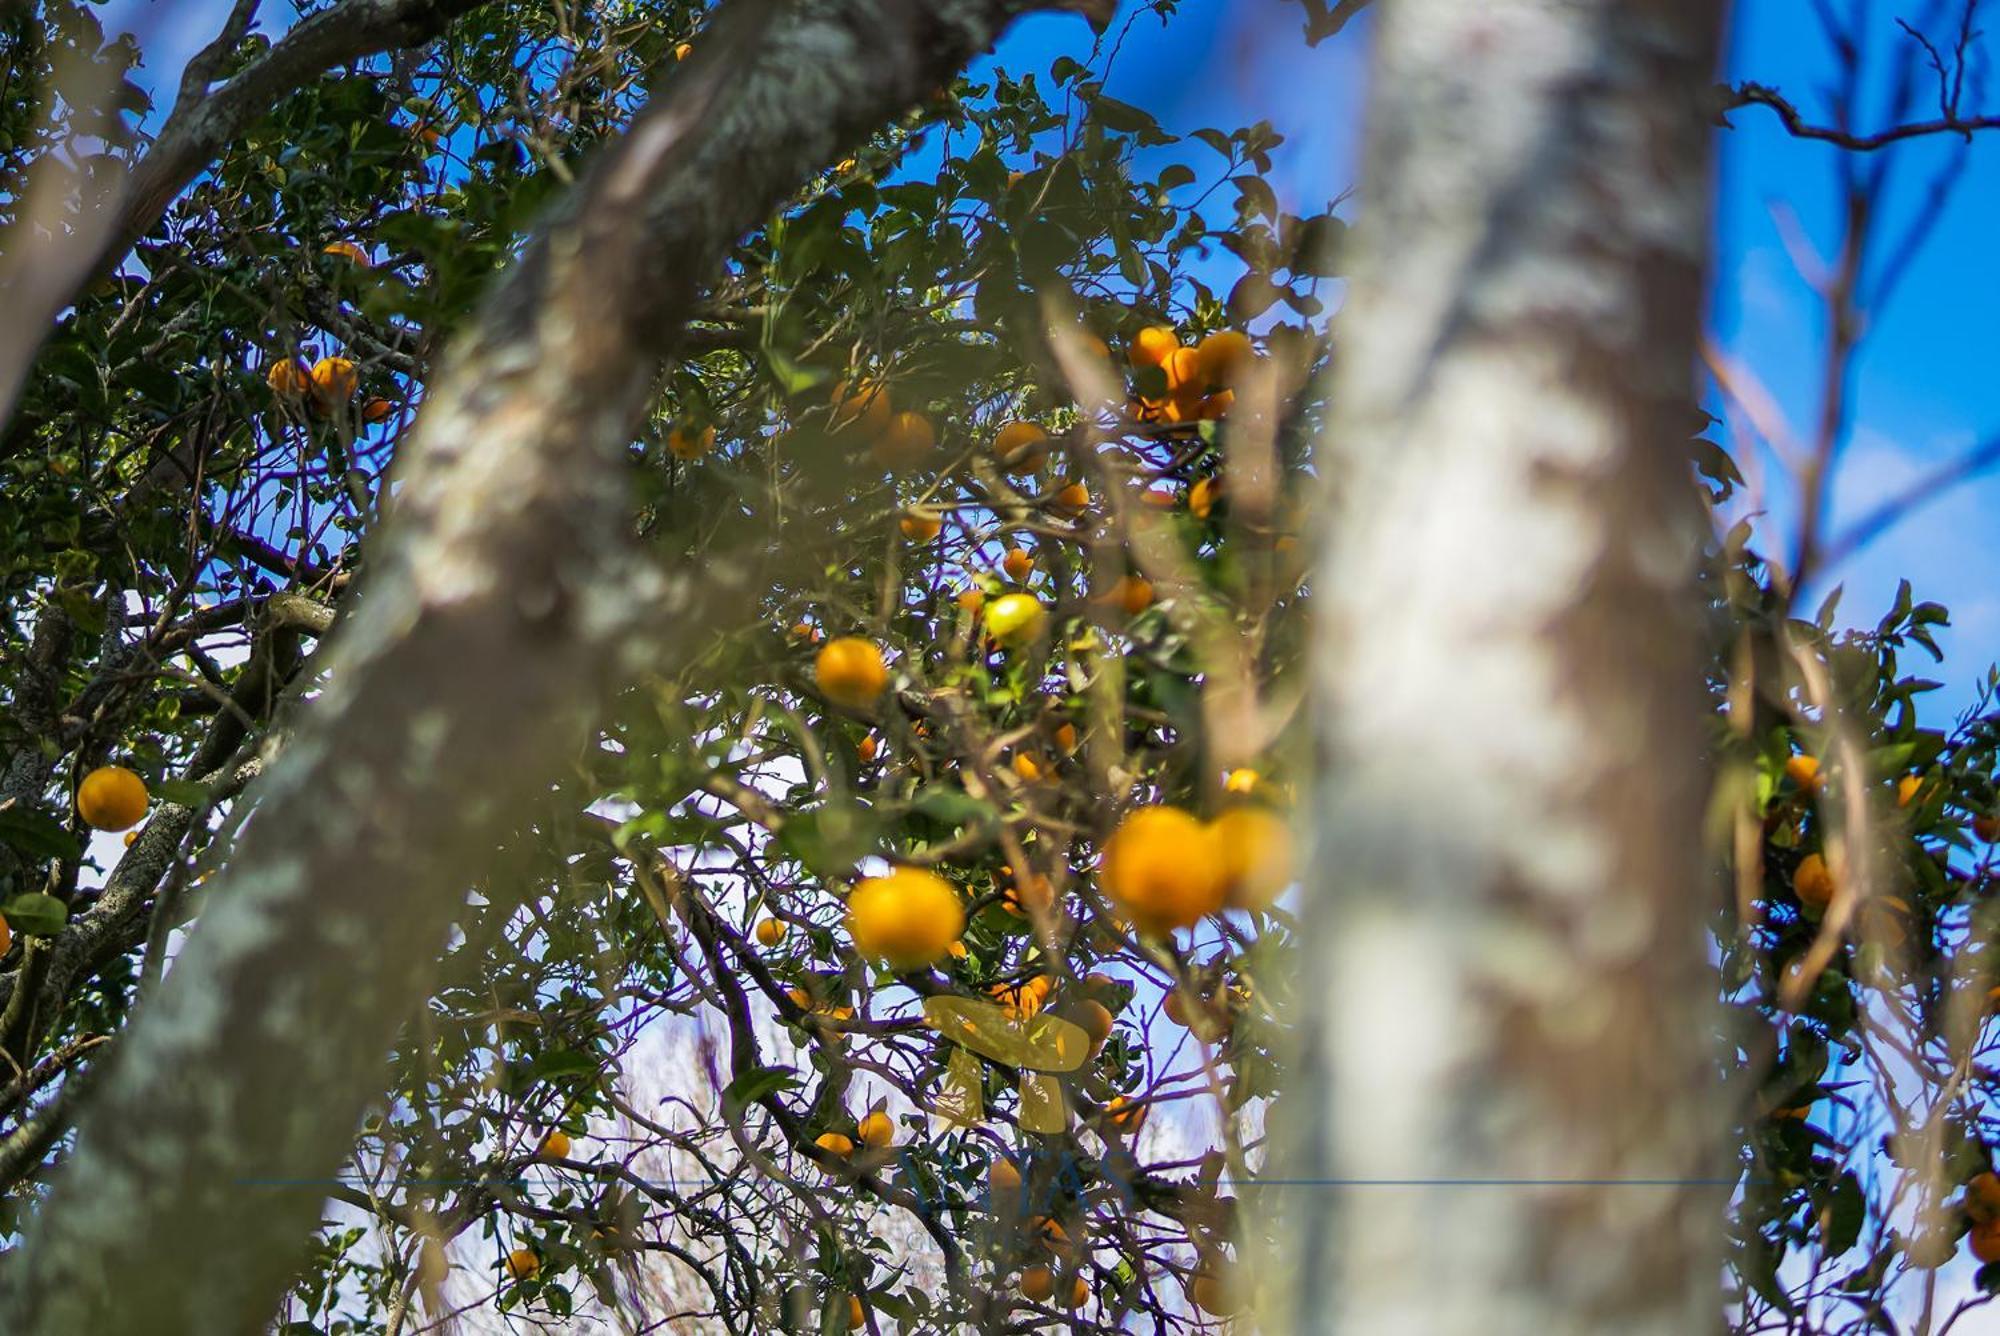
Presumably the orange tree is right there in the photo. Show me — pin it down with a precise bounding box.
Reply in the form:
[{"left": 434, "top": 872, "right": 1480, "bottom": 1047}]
[{"left": 4, "top": 1, "right": 2000, "bottom": 1332}]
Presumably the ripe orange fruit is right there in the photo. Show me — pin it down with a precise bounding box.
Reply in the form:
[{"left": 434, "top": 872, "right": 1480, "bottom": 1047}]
[
  {"left": 1195, "top": 329, "right": 1253, "bottom": 385},
  {"left": 946, "top": 939, "right": 968, "bottom": 959},
  {"left": 871, "top": 410, "right": 936, "bottom": 470},
  {"left": 77, "top": 765, "right": 149, "bottom": 831},
  {"left": 310, "top": 356, "right": 358, "bottom": 409},
  {"left": 266, "top": 359, "right": 309, "bottom": 399},
  {"left": 858, "top": 734, "right": 880, "bottom": 763},
  {"left": 1100, "top": 805, "right": 1226, "bottom": 934},
  {"left": 1067, "top": 1275, "right": 1088, "bottom": 1308},
  {"left": 361, "top": 397, "right": 396, "bottom": 424},
  {"left": 1794, "top": 852, "right": 1835, "bottom": 910},
  {"left": 0, "top": 914, "right": 11, "bottom": 958},
  {"left": 1212, "top": 807, "right": 1294, "bottom": 910},
  {"left": 1139, "top": 486, "right": 1178, "bottom": 508},
  {"left": 1012, "top": 752, "right": 1043, "bottom": 783},
  {"left": 1163, "top": 987, "right": 1190, "bottom": 1028},
  {"left": 1002, "top": 548, "right": 1035, "bottom": 582},
  {"left": 830, "top": 378, "right": 892, "bottom": 434},
  {"left": 668, "top": 425, "right": 716, "bottom": 460},
  {"left": 846, "top": 867, "right": 965, "bottom": 969},
  {"left": 848, "top": 1295, "right": 865, "bottom": 1328},
  {"left": 537, "top": 1129, "right": 571, "bottom": 1160},
  {"left": 755, "top": 917, "right": 787, "bottom": 948},
  {"left": 815, "top": 1131, "right": 855, "bottom": 1156},
  {"left": 1197, "top": 389, "right": 1236, "bottom": 420},
  {"left": 1967, "top": 1171, "right": 2000, "bottom": 1223},
  {"left": 1108, "top": 575, "right": 1153, "bottom": 615},
  {"left": 1785, "top": 754, "right": 1822, "bottom": 792},
  {"left": 1223, "top": 767, "right": 1261, "bottom": 796},
  {"left": 857, "top": 1110, "right": 895, "bottom": 1149},
  {"left": 955, "top": 588, "right": 986, "bottom": 615},
  {"left": 1978, "top": 814, "right": 2000, "bottom": 843},
  {"left": 321, "top": 240, "right": 369, "bottom": 266},
  {"left": 992, "top": 974, "right": 1055, "bottom": 1017},
  {"left": 674, "top": 41, "right": 692, "bottom": 60},
  {"left": 983, "top": 594, "right": 1046, "bottom": 647},
  {"left": 1189, "top": 476, "right": 1220, "bottom": 519},
  {"left": 1054, "top": 721, "right": 1079, "bottom": 753},
  {"left": 1104, "top": 1094, "right": 1147, "bottom": 1133},
  {"left": 1974, "top": 1218, "right": 2000, "bottom": 1265},
  {"left": 815, "top": 637, "right": 889, "bottom": 708},
  {"left": 1000, "top": 867, "right": 1055, "bottom": 917},
  {"left": 1051, "top": 481, "right": 1089, "bottom": 517},
  {"left": 505, "top": 1248, "right": 540, "bottom": 1280},
  {"left": 1021, "top": 1265, "right": 1055, "bottom": 1303},
  {"left": 1071, "top": 998, "right": 1114, "bottom": 1051},
  {"left": 900, "top": 511, "right": 942, "bottom": 542},
  {"left": 1189, "top": 1262, "right": 1233, "bottom": 1316},
  {"left": 1160, "top": 346, "right": 1204, "bottom": 399},
  {"left": 994, "top": 421, "right": 1049, "bottom": 474},
  {"left": 1897, "top": 774, "right": 1925, "bottom": 808},
  {"left": 1129, "top": 325, "right": 1179, "bottom": 369},
  {"left": 990, "top": 1155, "right": 1023, "bottom": 1199}
]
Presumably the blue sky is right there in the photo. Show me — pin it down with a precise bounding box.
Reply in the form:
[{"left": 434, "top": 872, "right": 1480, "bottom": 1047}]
[{"left": 99, "top": 0, "right": 1997, "bottom": 722}]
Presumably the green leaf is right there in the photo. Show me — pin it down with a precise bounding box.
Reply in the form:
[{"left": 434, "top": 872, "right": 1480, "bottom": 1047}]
[
  {"left": 722, "top": 1065, "right": 802, "bottom": 1119},
  {"left": 2, "top": 893, "right": 69, "bottom": 937},
  {"left": 0, "top": 807, "right": 80, "bottom": 862},
  {"left": 151, "top": 779, "right": 211, "bottom": 807}
]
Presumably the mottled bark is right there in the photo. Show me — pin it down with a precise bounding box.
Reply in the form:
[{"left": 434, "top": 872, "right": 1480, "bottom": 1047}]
[
  {"left": 1279, "top": 2, "right": 1726, "bottom": 1332},
  {"left": 0, "top": 2, "right": 1048, "bottom": 1331}
]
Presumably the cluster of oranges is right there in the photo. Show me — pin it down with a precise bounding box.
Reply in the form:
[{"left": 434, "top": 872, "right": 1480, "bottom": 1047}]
[{"left": 1127, "top": 326, "right": 1252, "bottom": 426}]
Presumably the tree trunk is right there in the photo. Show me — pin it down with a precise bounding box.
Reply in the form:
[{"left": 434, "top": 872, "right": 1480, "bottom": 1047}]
[
  {"left": 1278, "top": 2, "right": 1727, "bottom": 1331},
  {"left": 0, "top": 3, "right": 1048, "bottom": 1332}
]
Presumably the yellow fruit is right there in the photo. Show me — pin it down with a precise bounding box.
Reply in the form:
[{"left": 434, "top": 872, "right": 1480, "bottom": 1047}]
[
  {"left": 983, "top": 594, "right": 1046, "bottom": 647},
  {"left": 1189, "top": 476, "right": 1220, "bottom": 519},
  {"left": 505, "top": 1248, "right": 540, "bottom": 1280},
  {"left": 815, "top": 1131, "right": 855, "bottom": 1156},
  {"left": 1051, "top": 481, "right": 1089, "bottom": 517},
  {"left": 1129, "top": 325, "right": 1179, "bottom": 368},
  {"left": 1786, "top": 754, "right": 1821, "bottom": 792},
  {"left": 955, "top": 588, "right": 986, "bottom": 615},
  {"left": 871, "top": 410, "right": 936, "bottom": 470},
  {"left": 816, "top": 637, "right": 889, "bottom": 708},
  {"left": 846, "top": 867, "right": 965, "bottom": 969},
  {"left": 1224, "top": 767, "right": 1261, "bottom": 796},
  {"left": 668, "top": 425, "right": 716, "bottom": 460},
  {"left": 1897, "top": 774, "right": 1924, "bottom": 809},
  {"left": 1109, "top": 575, "right": 1153, "bottom": 615},
  {"left": 674, "top": 41, "right": 692, "bottom": 60},
  {"left": 1099, "top": 805, "right": 1226, "bottom": 934},
  {"left": 1195, "top": 329, "right": 1253, "bottom": 385},
  {"left": 537, "top": 1129, "right": 571, "bottom": 1160},
  {"left": 321, "top": 240, "right": 370, "bottom": 266},
  {"left": 900, "top": 511, "right": 942, "bottom": 542},
  {"left": 266, "top": 359, "right": 309, "bottom": 398},
  {"left": 77, "top": 766, "right": 148, "bottom": 832},
  {"left": 1003, "top": 547, "right": 1035, "bottom": 582},
  {"left": 1212, "top": 807, "right": 1294, "bottom": 910},
  {"left": 994, "top": 420, "right": 1049, "bottom": 474},
  {"left": 310, "top": 356, "right": 358, "bottom": 409},
  {"left": 1794, "top": 852, "right": 1835, "bottom": 910},
  {"left": 830, "top": 378, "right": 892, "bottom": 434},
  {"left": 1012, "top": 753, "right": 1043, "bottom": 783},
  {"left": 857, "top": 1110, "right": 895, "bottom": 1149},
  {"left": 755, "top": 917, "right": 787, "bottom": 947}
]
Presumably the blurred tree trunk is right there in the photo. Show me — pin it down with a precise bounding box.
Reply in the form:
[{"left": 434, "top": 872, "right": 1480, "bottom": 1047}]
[{"left": 1278, "top": 1, "right": 1728, "bottom": 1331}]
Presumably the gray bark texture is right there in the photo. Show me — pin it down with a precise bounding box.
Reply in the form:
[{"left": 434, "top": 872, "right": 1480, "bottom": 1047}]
[
  {"left": 0, "top": 2, "right": 1045, "bottom": 1331},
  {"left": 1278, "top": 2, "right": 1727, "bottom": 1332}
]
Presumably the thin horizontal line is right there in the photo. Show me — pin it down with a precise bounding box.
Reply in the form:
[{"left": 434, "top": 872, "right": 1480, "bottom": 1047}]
[{"left": 237, "top": 1175, "right": 1759, "bottom": 1189}]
